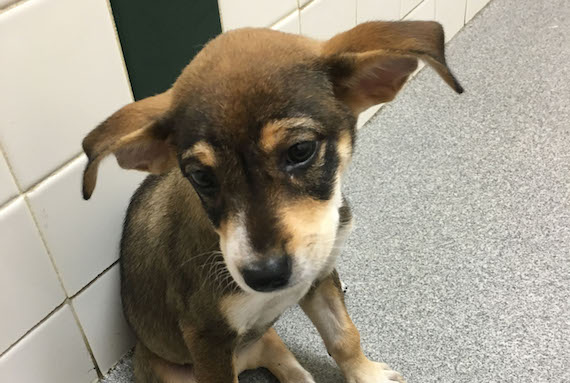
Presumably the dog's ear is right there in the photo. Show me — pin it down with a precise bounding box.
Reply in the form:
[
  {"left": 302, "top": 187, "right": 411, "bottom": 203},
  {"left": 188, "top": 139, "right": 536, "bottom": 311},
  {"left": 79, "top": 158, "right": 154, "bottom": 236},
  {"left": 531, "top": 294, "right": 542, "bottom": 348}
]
[
  {"left": 81, "top": 90, "right": 176, "bottom": 200},
  {"left": 322, "top": 21, "right": 463, "bottom": 114}
]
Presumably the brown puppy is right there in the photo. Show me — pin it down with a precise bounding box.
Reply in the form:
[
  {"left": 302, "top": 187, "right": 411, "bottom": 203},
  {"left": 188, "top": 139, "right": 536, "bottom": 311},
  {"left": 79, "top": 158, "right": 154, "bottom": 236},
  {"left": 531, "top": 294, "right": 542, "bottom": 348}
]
[{"left": 82, "top": 21, "right": 462, "bottom": 383}]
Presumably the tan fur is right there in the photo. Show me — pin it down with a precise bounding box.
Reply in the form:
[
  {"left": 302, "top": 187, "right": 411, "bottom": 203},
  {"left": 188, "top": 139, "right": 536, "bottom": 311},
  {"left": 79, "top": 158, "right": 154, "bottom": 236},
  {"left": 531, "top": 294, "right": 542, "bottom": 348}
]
[
  {"left": 322, "top": 21, "right": 462, "bottom": 114},
  {"left": 235, "top": 328, "right": 314, "bottom": 382},
  {"left": 259, "top": 120, "right": 288, "bottom": 153},
  {"left": 260, "top": 117, "right": 318, "bottom": 153},
  {"left": 181, "top": 141, "right": 217, "bottom": 167},
  {"left": 301, "top": 273, "right": 406, "bottom": 383},
  {"left": 280, "top": 197, "right": 339, "bottom": 253},
  {"left": 81, "top": 90, "right": 176, "bottom": 199},
  {"left": 337, "top": 130, "right": 353, "bottom": 172}
]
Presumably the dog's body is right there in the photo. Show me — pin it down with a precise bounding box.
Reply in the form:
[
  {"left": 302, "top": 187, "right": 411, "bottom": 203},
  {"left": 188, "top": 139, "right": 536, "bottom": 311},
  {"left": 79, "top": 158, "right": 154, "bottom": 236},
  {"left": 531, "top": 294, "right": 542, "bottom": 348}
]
[
  {"left": 82, "top": 22, "right": 462, "bottom": 382},
  {"left": 121, "top": 169, "right": 352, "bottom": 382}
]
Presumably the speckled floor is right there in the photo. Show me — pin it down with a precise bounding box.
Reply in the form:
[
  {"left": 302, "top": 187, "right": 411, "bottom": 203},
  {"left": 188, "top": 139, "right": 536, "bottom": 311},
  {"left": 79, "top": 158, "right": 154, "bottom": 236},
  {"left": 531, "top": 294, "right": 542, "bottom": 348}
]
[{"left": 103, "top": 0, "right": 570, "bottom": 381}]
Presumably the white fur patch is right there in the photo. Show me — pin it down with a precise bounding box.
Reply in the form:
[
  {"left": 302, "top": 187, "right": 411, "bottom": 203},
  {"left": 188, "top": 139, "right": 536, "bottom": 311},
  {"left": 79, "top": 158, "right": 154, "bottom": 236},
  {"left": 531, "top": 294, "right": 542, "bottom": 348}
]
[{"left": 221, "top": 283, "right": 311, "bottom": 335}]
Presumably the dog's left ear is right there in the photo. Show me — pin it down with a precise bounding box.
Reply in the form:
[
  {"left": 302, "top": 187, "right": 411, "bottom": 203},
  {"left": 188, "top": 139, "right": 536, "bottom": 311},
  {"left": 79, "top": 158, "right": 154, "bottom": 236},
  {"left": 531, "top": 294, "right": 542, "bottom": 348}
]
[
  {"left": 81, "top": 90, "right": 175, "bottom": 200},
  {"left": 322, "top": 21, "right": 463, "bottom": 114}
]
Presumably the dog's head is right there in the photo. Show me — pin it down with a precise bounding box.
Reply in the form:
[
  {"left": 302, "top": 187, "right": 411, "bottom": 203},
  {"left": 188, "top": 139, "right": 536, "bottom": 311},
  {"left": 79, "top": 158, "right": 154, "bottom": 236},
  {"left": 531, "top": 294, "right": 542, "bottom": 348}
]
[{"left": 82, "top": 22, "right": 462, "bottom": 293}]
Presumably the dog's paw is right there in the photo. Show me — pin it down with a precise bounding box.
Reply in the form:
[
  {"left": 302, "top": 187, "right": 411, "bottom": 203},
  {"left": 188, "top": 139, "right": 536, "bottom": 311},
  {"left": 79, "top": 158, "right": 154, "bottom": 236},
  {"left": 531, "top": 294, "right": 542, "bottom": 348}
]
[
  {"left": 283, "top": 366, "right": 316, "bottom": 383},
  {"left": 345, "top": 360, "right": 406, "bottom": 383}
]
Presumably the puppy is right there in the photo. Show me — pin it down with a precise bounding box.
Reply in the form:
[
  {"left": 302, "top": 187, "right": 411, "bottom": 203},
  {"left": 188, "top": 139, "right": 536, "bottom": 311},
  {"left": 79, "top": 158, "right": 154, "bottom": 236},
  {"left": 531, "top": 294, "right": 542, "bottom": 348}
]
[{"left": 82, "top": 21, "right": 462, "bottom": 383}]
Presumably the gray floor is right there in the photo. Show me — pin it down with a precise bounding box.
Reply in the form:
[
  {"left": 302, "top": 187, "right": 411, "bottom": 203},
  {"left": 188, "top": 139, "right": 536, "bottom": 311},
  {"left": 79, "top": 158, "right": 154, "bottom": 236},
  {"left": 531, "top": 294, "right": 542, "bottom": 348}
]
[{"left": 103, "top": 0, "right": 570, "bottom": 381}]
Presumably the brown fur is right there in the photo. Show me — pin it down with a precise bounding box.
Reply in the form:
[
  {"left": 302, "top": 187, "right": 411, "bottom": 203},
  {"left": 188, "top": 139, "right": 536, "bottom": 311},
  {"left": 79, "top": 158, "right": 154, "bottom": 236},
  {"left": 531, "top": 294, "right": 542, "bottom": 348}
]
[{"left": 81, "top": 21, "right": 462, "bottom": 382}]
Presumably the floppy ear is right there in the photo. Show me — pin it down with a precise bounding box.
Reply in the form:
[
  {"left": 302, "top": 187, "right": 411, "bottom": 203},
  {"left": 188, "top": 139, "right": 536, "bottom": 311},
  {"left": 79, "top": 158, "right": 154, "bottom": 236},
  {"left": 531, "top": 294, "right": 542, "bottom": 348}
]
[
  {"left": 322, "top": 21, "right": 464, "bottom": 114},
  {"left": 81, "top": 90, "right": 176, "bottom": 200}
]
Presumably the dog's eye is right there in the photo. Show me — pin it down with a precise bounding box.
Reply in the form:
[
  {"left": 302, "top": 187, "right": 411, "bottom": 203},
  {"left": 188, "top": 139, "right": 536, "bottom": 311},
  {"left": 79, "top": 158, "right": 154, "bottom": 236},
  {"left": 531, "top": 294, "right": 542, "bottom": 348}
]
[
  {"left": 190, "top": 170, "right": 216, "bottom": 189},
  {"left": 287, "top": 141, "right": 318, "bottom": 166}
]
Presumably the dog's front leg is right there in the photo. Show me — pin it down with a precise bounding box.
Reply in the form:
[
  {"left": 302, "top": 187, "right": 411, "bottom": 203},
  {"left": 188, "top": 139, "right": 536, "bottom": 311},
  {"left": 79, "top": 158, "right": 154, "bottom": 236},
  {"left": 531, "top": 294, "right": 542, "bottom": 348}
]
[
  {"left": 183, "top": 328, "right": 237, "bottom": 383},
  {"left": 300, "top": 271, "right": 405, "bottom": 383}
]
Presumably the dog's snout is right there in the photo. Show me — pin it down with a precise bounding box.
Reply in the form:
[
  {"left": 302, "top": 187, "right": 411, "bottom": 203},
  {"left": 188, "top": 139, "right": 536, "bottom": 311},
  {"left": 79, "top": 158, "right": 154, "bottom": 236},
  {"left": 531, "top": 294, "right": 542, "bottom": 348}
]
[{"left": 241, "top": 255, "right": 292, "bottom": 292}]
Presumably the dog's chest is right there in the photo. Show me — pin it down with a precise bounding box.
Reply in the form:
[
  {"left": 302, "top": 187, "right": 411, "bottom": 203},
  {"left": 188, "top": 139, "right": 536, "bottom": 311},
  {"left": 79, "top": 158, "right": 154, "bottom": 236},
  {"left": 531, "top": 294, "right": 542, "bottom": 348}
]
[{"left": 221, "top": 284, "right": 310, "bottom": 335}]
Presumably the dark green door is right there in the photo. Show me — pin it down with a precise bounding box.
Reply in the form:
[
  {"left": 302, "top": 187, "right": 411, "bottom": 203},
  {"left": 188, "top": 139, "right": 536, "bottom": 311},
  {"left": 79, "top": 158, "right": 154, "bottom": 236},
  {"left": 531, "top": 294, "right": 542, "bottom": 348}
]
[{"left": 110, "top": 0, "right": 222, "bottom": 100}]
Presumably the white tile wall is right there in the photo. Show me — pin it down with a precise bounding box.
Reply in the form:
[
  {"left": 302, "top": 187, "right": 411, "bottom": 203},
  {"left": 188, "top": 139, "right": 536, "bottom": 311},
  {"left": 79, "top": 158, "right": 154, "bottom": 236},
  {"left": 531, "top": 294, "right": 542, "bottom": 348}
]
[
  {"left": 0, "top": 0, "right": 490, "bottom": 380},
  {"left": 0, "top": 0, "right": 17, "bottom": 10},
  {"left": 0, "top": 197, "right": 65, "bottom": 353},
  {"left": 466, "top": 0, "right": 490, "bottom": 22},
  {"left": 218, "top": 0, "right": 297, "bottom": 31},
  {"left": 0, "top": 150, "right": 18, "bottom": 206},
  {"left": 357, "top": 105, "right": 383, "bottom": 129},
  {"left": 0, "top": 305, "right": 98, "bottom": 383},
  {"left": 436, "top": 0, "right": 467, "bottom": 42},
  {"left": 272, "top": 9, "right": 301, "bottom": 34},
  {"left": 401, "top": 0, "right": 423, "bottom": 17},
  {"left": 0, "top": 0, "right": 140, "bottom": 379},
  {"left": 27, "top": 156, "right": 144, "bottom": 296},
  {"left": 300, "top": 0, "right": 357, "bottom": 40},
  {"left": 73, "top": 264, "right": 135, "bottom": 373},
  {"left": 0, "top": 0, "right": 132, "bottom": 190},
  {"left": 357, "top": 0, "right": 401, "bottom": 23},
  {"left": 405, "top": 0, "right": 436, "bottom": 20}
]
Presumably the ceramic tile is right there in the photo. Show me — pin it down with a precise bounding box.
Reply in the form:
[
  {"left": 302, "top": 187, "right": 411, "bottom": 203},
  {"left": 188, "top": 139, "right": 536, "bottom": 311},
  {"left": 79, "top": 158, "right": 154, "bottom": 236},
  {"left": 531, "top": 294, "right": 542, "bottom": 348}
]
[
  {"left": 300, "top": 0, "right": 357, "bottom": 40},
  {"left": 0, "top": 150, "right": 18, "bottom": 206},
  {"left": 0, "top": 197, "right": 65, "bottom": 353},
  {"left": 357, "top": 105, "right": 383, "bottom": 129},
  {"left": 0, "top": 0, "right": 132, "bottom": 190},
  {"left": 405, "top": 0, "right": 435, "bottom": 20},
  {"left": 465, "top": 0, "right": 490, "bottom": 22},
  {"left": 357, "top": 0, "right": 401, "bottom": 23},
  {"left": 436, "top": 0, "right": 467, "bottom": 42},
  {"left": 27, "top": 155, "right": 145, "bottom": 295},
  {"left": 73, "top": 264, "right": 135, "bottom": 373},
  {"left": 0, "top": 0, "right": 17, "bottom": 10},
  {"left": 272, "top": 9, "right": 300, "bottom": 34},
  {"left": 219, "top": 0, "right": 297, "bottom": 31},
  {"left": 401, "top": 0, "right": 423, "bottom": 17},
  {"left": 0, "top": 305, "right": 97, "bottom": 383}
]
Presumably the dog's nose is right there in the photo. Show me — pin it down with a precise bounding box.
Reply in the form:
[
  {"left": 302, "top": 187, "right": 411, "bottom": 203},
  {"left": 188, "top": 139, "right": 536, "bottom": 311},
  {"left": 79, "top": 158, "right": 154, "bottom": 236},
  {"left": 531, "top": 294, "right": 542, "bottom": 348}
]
[{"left": 241, "top": 255, "right": 292, "bottom": 292}]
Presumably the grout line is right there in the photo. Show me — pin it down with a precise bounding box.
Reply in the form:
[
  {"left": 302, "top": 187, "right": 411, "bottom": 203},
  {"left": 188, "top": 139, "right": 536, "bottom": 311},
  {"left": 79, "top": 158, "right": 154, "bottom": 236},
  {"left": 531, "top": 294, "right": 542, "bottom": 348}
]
[
  {"left": 0, "top": 194, "right": 18, "bottom": 211},
  {"left": 355, "top": 0, "right": 358, "bottom": 25},
  {"left": 0, "top": 300, "right": 67, "bottom": 358},
  {"left": 68, "top": 260, "right": 120, "bottom": 379},
  {"left": 69, "top": 303, "right": 104, "bottom": 379},
  {"left": 0, "top": 249, "right": 119, "bottom": 374},
  {"left": 0, "top": 0, "right": 29, "bottom": 16},
  {"left": 0, "top": 258, "right": 119, "bottom": 371},
  {"left": 70, "top": 260, "right": 120, "bottom": 300},
  {"left": 23, "top": 152, "right": 84, "bottom": 195},
  {"left": 298, "top": 0, "right": 315, "bottom": 11},
  {"left": 269, "top": 8, "right": 299, "bottom": 30},
  {"left": 0, "top": 142, "right": 24, "bottom": 194},
  {"left": 68, "top": 261, "right": 121, "bottom": 377},
  {"left": 104, "top": 0, "right": 135, "bottom": 102},
  {"left": 402, "top": 0, "right": 427, "bottom": 19},
  {"left": 23, "top": 194, "right": 70, "bottom": 296},
  {"left": 0, "top": 299, "right": 103, "bottom": 379}
]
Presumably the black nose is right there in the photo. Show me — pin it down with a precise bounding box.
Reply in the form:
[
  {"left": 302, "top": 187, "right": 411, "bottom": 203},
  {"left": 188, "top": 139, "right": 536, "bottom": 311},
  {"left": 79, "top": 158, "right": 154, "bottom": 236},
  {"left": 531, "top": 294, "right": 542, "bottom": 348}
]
[{"left": 241, "top": 255, "right": 292, "bottom": 292}]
